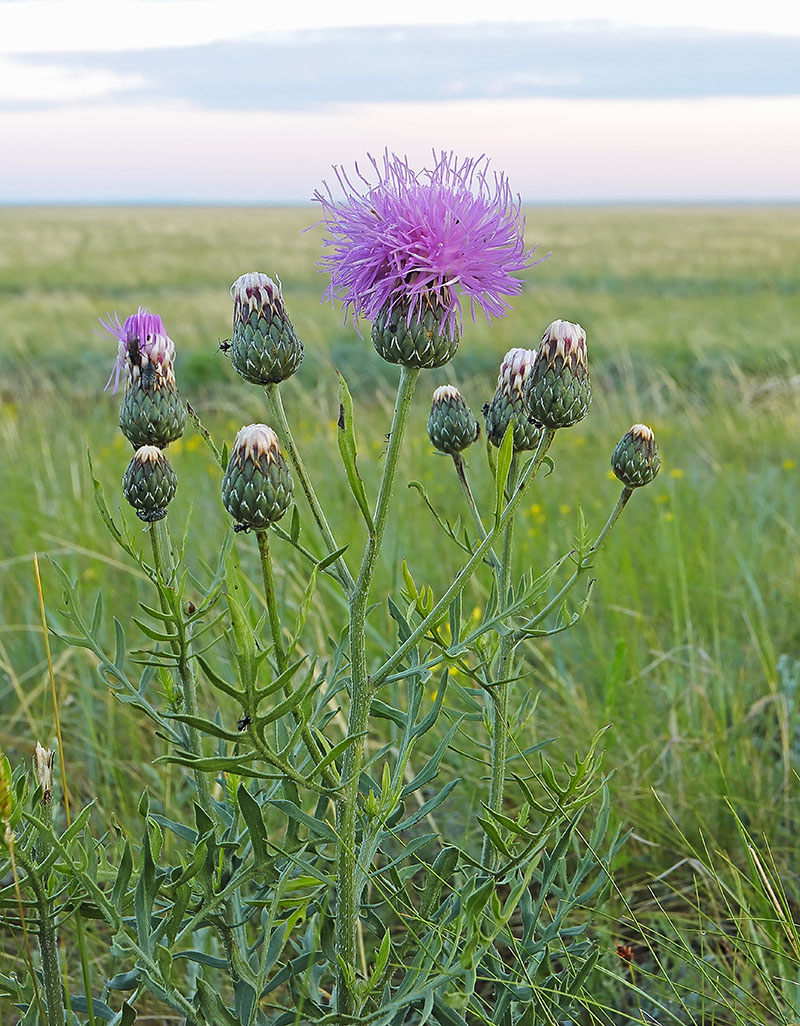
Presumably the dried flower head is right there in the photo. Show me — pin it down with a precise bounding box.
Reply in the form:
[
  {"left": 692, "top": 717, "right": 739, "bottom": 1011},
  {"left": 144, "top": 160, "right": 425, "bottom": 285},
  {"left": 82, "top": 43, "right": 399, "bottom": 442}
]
[
  {"left": 34, "top": 742, "right": 55, "bottom": 805},
  {"left": 313, "top": 151, "right": 538, "bottom": 340},
  {"left": 101, "top": 307, "right": 176, "bottom": 393}
]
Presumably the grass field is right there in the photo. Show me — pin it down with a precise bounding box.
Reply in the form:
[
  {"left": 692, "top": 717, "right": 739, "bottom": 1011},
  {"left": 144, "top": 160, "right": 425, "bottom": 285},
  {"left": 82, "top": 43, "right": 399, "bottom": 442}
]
[{"left": 2, "top": 204, "right": 800, "bottom": 1022}]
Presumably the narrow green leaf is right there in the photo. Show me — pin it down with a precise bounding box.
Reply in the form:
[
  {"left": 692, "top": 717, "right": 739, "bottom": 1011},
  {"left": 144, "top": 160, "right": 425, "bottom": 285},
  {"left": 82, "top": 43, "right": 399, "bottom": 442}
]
[
  {"left": 237, "top": 784, "right": 269, "bottom": 863},
  {"left": 336, "top": 371, "right": 374, "bottom": 534},
  {"left": 269, "top": 799, "right": 337, "bottom": 843},
  {"left": 290, "top": 504, "right": 301, "bottom": 543},
  {"left": 494, "top": 422, "right": 514, "bottom": 522},
  {"left": 477, "top": 816, "right": 512, "bottom": 857},
  {"left": 307, "top": 731, "right": 366, "bottom": 782}
]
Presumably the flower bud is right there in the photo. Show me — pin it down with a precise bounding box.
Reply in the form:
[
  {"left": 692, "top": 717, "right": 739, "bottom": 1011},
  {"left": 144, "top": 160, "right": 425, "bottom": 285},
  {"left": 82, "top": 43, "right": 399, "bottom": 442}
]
[
  {"left": 483, "top": 348, "right": 542, "bottom": 451},
  {"left": 229, "top": 273, "right": 304, "bottom": 385},
  {"left": 222, "top": 424, "right": 293, "bottom": 530},
  {"left": 524, "top": 319, "right": 591, "bottom": 429},
  {"left": 427, "top": 385, "right": 479, "bottom": 455},
  {"left": 102, "top": 308, "right": 186, "bottom": 448},
  {"left": 611, "top": 424, "right": 661, "bottom": 487},
  {"left": 122, "top": 446, "right": 178, "bottom": 521},
  {"left": 34, "top": 742, "right": 55, "bottom": 805},
  {"left": 372, "top": 290, "right": 460, "bottom": 369}
]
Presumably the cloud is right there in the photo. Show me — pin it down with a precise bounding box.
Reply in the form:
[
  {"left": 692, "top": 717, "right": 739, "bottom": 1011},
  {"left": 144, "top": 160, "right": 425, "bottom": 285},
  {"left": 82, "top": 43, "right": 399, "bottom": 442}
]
[
  {"left": 2, "top": 23, "right": 799, "bottom": 114},
  {"left": 0, "top": 56, "right": 146, "bottom": 104}
]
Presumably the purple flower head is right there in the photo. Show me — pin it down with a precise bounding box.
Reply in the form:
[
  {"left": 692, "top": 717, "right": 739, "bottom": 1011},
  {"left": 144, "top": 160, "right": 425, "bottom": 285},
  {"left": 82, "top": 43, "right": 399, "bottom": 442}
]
[
  {"left": 313, "top": 151, "right": 540, "bottom": 339},
  {"left": 100, "top": 307, "right": 176, "bottom": 393}
]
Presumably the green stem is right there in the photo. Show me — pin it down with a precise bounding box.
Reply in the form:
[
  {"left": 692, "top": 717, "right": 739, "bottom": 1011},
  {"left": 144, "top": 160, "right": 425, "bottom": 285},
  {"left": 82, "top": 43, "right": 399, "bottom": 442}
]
[
  {"left": 452, "top": 453, "right": 501, "bottom": 573},
  {"left": 150, "top": 519, "right": 212, "bottom": 814},
  {"left": 149, "top": 519, "right": 247, "bottom": 979},
  {"left": 518, "top": 486, "right": 634, "bottom": 635},
  {"left": 336, "top": 365, "right": 420, "bottom": 1017},
  {"left": 14, "top": 847, "right": 65, "bottom": 1026},
  {"left": 480, "top": 456, "right": 518, "bottom": 868},
  {"left": 255, "top": 529, "right": 338, "bottom": 790},
  {"left": 265, "top": 383, "right": 355, "bottom": 595},
  {"left": 372, "top": 429, "right": 558, "bottom": 690}
]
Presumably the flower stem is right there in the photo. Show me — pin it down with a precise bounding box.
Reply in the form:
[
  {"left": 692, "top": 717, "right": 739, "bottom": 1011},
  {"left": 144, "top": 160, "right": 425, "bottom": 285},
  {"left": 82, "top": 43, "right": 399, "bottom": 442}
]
[
  {"left": 518, "top": 486, "right": 634, "bottom": 635},
  {"left": 13, "top": 846, "right": 65, "bottom": 1026},
  {"left": 452, "top": 453, "right": 501, "bottom": 573},
  {"left": 149, "top": 519, "right": 212, "bottom": 813},
  {"left": 336, "top": 364, "right": 419, "bottom": 1017},
  {"left": 255, "top": 528, "right": 337, "bottom": 789},
  {"left": 480, "top": 455, "right": 519, "bottom": 868},
  {"left": 264, "top": 383, "right": 355, "bottom": 595},
  {"left": 372, "top": 428, "right": 557, "bottom": 690}
]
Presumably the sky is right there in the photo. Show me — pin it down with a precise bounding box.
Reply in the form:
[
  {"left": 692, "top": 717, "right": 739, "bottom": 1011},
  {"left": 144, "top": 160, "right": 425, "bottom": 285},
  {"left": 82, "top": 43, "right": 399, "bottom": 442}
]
[{"left": 1, "top": 0, "right": 799, "bottom": 203}]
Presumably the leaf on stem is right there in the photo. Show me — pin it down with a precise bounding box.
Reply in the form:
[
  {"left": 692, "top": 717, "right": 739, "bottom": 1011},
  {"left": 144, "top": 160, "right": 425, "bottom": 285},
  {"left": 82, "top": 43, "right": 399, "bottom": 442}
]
[{"left": 336, "top": 371, "right": 375, "bottom": 535}]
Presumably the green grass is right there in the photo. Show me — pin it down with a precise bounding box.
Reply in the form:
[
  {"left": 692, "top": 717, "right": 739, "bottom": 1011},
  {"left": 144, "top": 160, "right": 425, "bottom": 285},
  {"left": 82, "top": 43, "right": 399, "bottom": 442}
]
[{"left": 1, "top": 204, "right": 800, "bottom": 1023}]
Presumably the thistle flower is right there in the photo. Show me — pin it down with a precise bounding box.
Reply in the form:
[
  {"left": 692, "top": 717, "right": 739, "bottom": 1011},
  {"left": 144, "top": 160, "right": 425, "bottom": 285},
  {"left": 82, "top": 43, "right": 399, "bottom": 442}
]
[
  {"left": 483, "top": 348, "right": 542, "bottom": 451},
  {"left": 314, "top": 151, "right": 537, "bottom": 366},
  {"left": 222, "top": 424, "right": 293, "bottom": 530},
  {"left": 101, "top": 307, "right": 185, "bottom": 448},
  {"left": 122, "top": 445, "right": 178, "bottom": 521},
  {"left": 101, "top": 307, "right": 176, "bottom": 394},
  {"left": 524, "top": 319, "right": 591, "bottom": 429},
  {"left": 611, "top": 424, "right": 661, "bottom": 487},
  {"left": 229, "top": 272, "right": 304, "bottom": 384},
  {"left": 427, "top": 385, "right": 480, "bottom": 455}
]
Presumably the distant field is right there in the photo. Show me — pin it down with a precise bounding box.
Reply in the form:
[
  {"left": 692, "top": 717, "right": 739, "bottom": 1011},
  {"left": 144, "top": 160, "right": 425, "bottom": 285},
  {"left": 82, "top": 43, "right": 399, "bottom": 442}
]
[{"left": 2, "top": 205, "right": 800, "bottom": 1022}]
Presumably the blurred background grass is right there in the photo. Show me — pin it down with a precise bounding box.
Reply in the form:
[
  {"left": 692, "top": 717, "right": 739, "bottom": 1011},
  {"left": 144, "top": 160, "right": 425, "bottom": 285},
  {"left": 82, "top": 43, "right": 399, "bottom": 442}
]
[{"left": 1, "top": 204, "right": 800, "bottom": 1022}]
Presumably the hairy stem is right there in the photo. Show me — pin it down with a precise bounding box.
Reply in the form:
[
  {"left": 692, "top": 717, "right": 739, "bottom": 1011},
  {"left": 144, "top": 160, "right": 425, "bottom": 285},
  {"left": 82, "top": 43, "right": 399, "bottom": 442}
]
[
  {"left": 481, "top": 455, "right": 518, "bottom": 868},
  {"left": 336, "top": 364, "right": 419, "bottom": 1017},
  {"left": 13, "top": 846, "right": 65, "bottom": 1026},
  {"left": 265, "top": 383, "right": 355, "bottom": 595}
]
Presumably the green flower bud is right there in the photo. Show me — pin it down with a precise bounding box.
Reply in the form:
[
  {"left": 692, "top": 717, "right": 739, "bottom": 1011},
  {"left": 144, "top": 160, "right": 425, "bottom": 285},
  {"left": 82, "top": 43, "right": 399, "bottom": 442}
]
[
  {"left": 483, "top": 348, "right": 542, "bottom": 451},
  {"left": 372, "top": 290, "right": 460, "bottom": 369},
  {"left": 524, "top": 319, "right": 591, "bottom": 429},
  {"left": 119, "top": 373, "right": 186, "bottom": 449},
  {"left": 230, "top": 273, "right": 304, "bottom": 385},
  {"left": 427, "top": 385, "right": 480, "bottom": 454},
  {"left": 122, "top": 446, "right": 178, "bottom": 522},
  {"left": 222, "top": 424, "right": 293, "bottom": 530},
  {"left": 611, "top": 424, "right": 661, "bottom": 487}
]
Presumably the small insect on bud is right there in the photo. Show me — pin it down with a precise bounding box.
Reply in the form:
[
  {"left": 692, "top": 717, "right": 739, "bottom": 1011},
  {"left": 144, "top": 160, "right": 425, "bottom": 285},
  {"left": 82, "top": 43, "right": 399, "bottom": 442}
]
[
  {"left": 484, "top": 348, "right": 542, "bottom": 451},
  {"left": 222, "top": 424, "right": 294, "bottom": 530},
  {"left": 611, "top": 424, "right": 661, "bottom": 487},
  {"left": 122, "top": 446, "right": 178, "bottom": 522},
  {"left": 524, "top": 319, "right": 591, "bottom": 429},
  {"left": 427, "top": 385, "right": 480, "bottom": 454},
  {"left": 230, "top": 273, "right": 304, "bottom": 384},
  {"left": 34, "top": 742, "right": 55, "bottom": 805}
]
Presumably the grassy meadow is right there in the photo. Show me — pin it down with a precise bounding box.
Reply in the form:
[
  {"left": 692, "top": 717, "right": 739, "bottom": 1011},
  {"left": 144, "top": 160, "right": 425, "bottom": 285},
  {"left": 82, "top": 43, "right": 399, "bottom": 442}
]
[{"left": 1, "top": 204, "right": 800, "bottom": 1022}]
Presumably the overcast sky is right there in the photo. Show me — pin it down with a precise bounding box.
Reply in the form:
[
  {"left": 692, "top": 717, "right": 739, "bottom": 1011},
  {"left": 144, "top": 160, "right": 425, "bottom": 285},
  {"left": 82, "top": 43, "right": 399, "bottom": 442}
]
[{"left": 1, "top": 0, "right": 799, "bottom": 203}]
